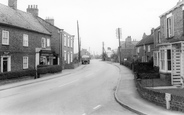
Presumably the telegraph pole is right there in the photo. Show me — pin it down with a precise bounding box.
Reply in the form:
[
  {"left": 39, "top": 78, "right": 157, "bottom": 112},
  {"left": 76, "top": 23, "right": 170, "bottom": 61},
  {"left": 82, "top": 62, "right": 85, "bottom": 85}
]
[
  {"left": 77, "top": 20, "right": 81, "bottom": 62},
  {"left": 117, "top": 28, "right": 122, "bottom": 64},
  {"left": 102, "top": 42, "right": 105, "bottom": 61}
]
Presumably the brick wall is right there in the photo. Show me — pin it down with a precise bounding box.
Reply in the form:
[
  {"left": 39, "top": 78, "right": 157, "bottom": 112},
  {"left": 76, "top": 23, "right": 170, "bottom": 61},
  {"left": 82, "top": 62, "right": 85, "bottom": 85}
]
[
  {"left": 160, "top": 6, "right": 183, "bottom": 43},
  {"left": 0, "top": 25, "right": 50, "bottom": 72}
]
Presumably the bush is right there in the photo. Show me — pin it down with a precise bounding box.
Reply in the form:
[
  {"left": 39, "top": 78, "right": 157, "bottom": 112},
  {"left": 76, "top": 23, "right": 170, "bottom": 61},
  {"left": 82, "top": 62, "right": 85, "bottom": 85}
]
[
  {"left": 37, "top": 65, "right": 62, "bottom": 75},
  {"left": 0, "top": 69, "right": 36, "bottom": 80},
  {"left": 133, "top": 62, "right": 158, "bottom": 73},
  {"left": 64, "top": 63, "right": 74, "bottom": 69}
]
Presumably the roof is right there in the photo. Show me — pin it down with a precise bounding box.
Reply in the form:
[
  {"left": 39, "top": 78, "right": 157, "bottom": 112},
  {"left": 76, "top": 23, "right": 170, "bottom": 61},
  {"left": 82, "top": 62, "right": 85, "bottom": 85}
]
[
  {"left": 0, "top": 3, "right": 50, "bottom": 35},
  {"left": 160, "top": 1, "right": 184, "bottom": 17},
  {"left": 136, "top": 34, "right": 154, "bottom": 47}
]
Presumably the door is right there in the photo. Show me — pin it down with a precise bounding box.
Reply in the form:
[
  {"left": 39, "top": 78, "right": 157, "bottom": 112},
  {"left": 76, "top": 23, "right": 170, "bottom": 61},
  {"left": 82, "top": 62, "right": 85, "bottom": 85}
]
[{"left": 3, "top": 57, "right": 8, "bottom": 72}]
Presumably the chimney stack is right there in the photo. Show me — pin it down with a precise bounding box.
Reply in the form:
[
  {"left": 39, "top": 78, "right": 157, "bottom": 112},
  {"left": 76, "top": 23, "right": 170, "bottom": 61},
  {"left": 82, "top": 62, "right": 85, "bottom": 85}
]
[
  {"left": 27, "top": 5, "right": 39, "bottom": 17},
  {"left": 45, "top": 17, "right": 55, "bottom": 25},
  {"left": 8, "top": 0, "right": 17, "bottom": 10}
]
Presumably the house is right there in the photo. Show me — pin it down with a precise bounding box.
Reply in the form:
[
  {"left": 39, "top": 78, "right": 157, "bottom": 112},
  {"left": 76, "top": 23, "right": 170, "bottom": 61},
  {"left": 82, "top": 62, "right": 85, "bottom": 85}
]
[
  {"left": 62, "top": 31, "right": 74, "bottom": 66},
  {"left": 153, "top": 26, "right": 161, "bottom": 67},
  {"left": 36, "top": 17, "right": 74, "bottom": 69},
  {"left": 120, "top": 36, "right": 138, "bottom": 62},
  {"left": 155, "top": 0, "right": 184, "bottom": 86},
  {"left": 136, "top": 29, "right": 154, "bottom": 62},
  {"left": 0, "top": 0, "right": 53, "bottom": 73}
]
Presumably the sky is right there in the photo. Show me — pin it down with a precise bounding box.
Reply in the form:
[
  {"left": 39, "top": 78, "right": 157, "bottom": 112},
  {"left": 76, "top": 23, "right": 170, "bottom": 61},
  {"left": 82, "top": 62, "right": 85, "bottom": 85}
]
[{"left": 0, "top": 0, "right": 180, "bottom": 54}]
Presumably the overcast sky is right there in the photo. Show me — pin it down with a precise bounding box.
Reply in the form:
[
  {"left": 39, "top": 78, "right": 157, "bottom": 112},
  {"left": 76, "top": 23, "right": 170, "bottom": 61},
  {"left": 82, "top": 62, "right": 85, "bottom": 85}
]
[{"left": 0, "top": 0, "right": 179, "bottom": 54}]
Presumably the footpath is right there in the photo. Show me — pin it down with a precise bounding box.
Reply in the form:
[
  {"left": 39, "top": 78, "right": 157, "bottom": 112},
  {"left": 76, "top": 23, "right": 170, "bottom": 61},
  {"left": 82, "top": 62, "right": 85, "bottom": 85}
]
[
  {"left": 113, "top": 63, "right": 183, "bottom": 115},
  {"left": 0, "top": 65, "right": 85, "bottom": 91}
]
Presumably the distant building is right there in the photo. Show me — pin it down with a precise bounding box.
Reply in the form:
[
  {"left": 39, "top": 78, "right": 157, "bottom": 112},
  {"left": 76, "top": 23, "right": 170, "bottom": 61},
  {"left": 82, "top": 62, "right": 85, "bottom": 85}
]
[
  {"left": 120, "top": 36, "right": 138, "bottom": 62},
  {"left": 136, "top": 29, "right": 154, "bottom": 62}
]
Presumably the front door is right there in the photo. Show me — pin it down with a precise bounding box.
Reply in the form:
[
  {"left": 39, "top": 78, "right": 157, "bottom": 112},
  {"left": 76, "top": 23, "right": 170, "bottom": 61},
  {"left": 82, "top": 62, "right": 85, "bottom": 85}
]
[{"left": 3, "top": 57, "right": 8, "bottom": 72}]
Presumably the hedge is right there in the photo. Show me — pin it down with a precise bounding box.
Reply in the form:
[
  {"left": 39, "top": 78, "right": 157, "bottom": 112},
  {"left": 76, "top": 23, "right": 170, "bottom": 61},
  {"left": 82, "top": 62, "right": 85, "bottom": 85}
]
[
  {"left": 0, "top": 69, "right": 36, "bottom": 80},
  {"left": 37, "top": 65, "right": 62, "bottom": 75}
]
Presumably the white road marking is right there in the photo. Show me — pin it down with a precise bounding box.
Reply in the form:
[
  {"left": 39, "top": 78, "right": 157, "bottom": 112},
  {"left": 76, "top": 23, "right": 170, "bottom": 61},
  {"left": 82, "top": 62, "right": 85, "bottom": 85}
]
[
  {"left": 59, "top": 79, "right": 79, "bottom": 87},
  {"left": 93, "top": 105, "right": 102, "bottom": 110},
  {"left": 82, "top": 113, "right": 86, "bottom": 115}
]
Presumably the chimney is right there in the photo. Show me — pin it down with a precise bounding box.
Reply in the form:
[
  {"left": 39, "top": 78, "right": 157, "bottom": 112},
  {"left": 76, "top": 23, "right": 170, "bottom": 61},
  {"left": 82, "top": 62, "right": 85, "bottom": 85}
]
[
  {"left": 27, "top": 5, "right": 39, "bottom": 17},
  {"left": 8, "top": 0, "right": 17, "bottom": 9},
  {"left": 45, "top": 17, "right": 55, "bottom": 25},
  {"left": 151, "top": 28, "right": 155, "bottom": 34}
]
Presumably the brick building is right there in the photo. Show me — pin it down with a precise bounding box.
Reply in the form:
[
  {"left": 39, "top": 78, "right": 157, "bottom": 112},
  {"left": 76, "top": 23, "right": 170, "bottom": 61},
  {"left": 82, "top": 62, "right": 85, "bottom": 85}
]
[
  {"left": 136, "top": 29, "right": 154, "bottom": 62},
  {"left": 62, "top": 31, "right": 74, "bottom": 66},
  {"left": 0, "top": 0, "right": 52, "bottom": 73},
  {"left": 120, "top": 36, "right": 138, "bottom": 62},
  {"left": 155, "top": 1, "right": 184, "bottom": 86},
  {"left": 27, "top": 5, "right": 74, "bottom": 69}
]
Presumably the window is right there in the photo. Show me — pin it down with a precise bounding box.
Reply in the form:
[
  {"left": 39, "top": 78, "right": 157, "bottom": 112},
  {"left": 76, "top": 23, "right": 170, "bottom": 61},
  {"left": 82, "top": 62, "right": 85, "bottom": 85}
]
[
  {"left": 68, "top": 52, "right": 70, "bottom": 64},
  {"left": 148, "top": 45, "right": 150, "bottom": 52},
  {"left": 2, "top": 30, "right": 9, "bottom": 45},
  {"left": 64, "top": 35, "right": 66, "bottom": 46},
  {"left": 71, "top": 52, "right": 73, "bottom": 62},
  {"left": 23, "top": 56, "right": 28, "bottom": 69},
  {"left": 153, "top": 51, "right": 159, "bottom": 66},
  {"left": 64, "top": 51, "right": 66, "bottom": 61},
  {"left": 47, "top": 38, "right": 50, "bottom": 47},
  {"left": 71, "top": 38, "right": 73, "bottom": 48},
  {"left": 167, "top": 49, "right": 171, "bottom": 71},
  {"left": 68, "top": 38, "right": 70, "bottom": 47},
  {"left": 143, "top": 45, "right": 146, "bottom": 50},
  {"left": 137, "top": 47, "right": 140, "bottom": 53},
  {"left": 23, "top": 34, "right": 28, "bottom": 47},
  {"left": 160, "top": 50, "right": 165, "bottom": 70},
  {"left": 41, "top": 38, "right": 46, "bottom": 48},
  {"left": 165, "top": 14, "right": 174, "bottom": 38},
  {"left": 158, "top": 31, "right": 161, "bottom": 43}
]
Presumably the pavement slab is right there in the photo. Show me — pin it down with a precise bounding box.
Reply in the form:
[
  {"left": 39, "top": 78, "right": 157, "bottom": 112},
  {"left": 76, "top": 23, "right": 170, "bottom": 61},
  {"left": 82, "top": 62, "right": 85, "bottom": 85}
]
[{"left": 113, "top": 63, "right": 184, "bottom": 115}]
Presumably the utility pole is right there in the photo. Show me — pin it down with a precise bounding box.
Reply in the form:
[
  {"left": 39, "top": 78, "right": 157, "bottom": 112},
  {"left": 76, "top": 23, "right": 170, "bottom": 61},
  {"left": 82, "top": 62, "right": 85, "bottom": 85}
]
[
  {"left": 77, "top": 20, "right": 81, "bottom": 62},
  {"left": 102, "top": 42, "right": 105, "bottom": 61},
  {"left": 59, "top": 29, "right": 64, "bottom": 70},
  {"left": 117, "top": 28, "right": 122, "bottom": 64}
]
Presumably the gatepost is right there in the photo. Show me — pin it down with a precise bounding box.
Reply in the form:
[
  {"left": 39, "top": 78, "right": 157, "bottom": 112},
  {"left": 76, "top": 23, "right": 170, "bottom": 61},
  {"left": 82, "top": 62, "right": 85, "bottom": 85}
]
[{"left": 165, "top": 93, "right": 171, "bottom": 109}]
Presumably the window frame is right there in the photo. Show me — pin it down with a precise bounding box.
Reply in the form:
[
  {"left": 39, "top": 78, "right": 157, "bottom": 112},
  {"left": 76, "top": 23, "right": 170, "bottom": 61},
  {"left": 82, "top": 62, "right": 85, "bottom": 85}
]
[
  {"left": 47, "top": 38, "right": 50, "bottom": 47},
  {"left": 23, "top": 34, "right": 29, "bottom": 47},
  {"left": 23, "top": 56, "right": 29, "bottom": 69},
  {"left": 41, "top": 37, "right": 46, "bottom": 48},
  {"left": 64, "top": 51, "right": 67, "bottom": 61},
  {"left": 2, "top": 30, "right": 9, "bottom": 45},
  {"left": 148, "top": 45, "right": 151, "bottom": 52},
  {"left": 159, "top": 46, "right": 172, "bottom": 73},
  {"left": 64, "top": 34, "right": 66, "bottom": 46}
]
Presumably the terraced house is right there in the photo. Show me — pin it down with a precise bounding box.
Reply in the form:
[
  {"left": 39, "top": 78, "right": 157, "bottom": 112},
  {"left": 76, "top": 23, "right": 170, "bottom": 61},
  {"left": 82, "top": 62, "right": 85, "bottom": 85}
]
[
  {"left": 155, "top": 0, "right": 184, "bottom": 86},
  {"left": 0, "top": 0, "right": 53, "bottom": 73},
  {"left": 136, "top": 29, "right": 154, "bottom": 63}
]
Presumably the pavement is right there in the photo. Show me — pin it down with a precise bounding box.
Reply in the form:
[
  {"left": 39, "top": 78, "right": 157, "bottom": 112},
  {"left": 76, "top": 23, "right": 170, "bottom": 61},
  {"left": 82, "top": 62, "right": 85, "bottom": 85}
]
[
  {"left": 0, "top": 64, "right": 86, "bottom": 91},
  {"left": 114, "top": 63, "right": 184, "bottom": 115}
]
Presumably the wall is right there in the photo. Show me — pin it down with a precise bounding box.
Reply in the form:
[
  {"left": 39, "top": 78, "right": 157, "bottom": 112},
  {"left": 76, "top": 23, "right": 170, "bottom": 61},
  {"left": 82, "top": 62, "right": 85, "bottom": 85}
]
[
  {"left": 0, "top": 25, "right": 50, "bottom": 72},
  {"left": 160, "top": 5, "right": 183, "bottom": 43}
]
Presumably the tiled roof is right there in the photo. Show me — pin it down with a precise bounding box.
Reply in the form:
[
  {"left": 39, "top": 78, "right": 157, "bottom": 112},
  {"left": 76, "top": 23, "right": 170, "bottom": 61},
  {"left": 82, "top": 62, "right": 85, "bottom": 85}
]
[
  {"left": 136, "top": 34, "right": 154, "bottom": 47},
  {"left": 0, "top": 3, "right": 50, "bottom": 35}
]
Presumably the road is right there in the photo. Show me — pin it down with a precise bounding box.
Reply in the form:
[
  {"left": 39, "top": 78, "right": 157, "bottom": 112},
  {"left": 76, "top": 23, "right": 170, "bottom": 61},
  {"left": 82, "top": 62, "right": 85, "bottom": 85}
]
[{"left": 0, "top": 60, "right": 136, "bottom": 115}]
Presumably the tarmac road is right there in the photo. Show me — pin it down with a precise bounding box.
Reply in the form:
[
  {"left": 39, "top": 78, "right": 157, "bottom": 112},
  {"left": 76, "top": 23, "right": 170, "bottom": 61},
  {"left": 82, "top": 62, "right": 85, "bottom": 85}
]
[{"left": 0, "top": 60, "right": 136, "bottom": 115}]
